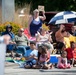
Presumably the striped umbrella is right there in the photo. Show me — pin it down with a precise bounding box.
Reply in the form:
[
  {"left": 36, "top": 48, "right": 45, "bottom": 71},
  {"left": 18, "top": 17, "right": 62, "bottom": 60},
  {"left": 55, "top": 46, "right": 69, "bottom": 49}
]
[{"left": 48, "top": 11, "right": 76, "bottom": 25}]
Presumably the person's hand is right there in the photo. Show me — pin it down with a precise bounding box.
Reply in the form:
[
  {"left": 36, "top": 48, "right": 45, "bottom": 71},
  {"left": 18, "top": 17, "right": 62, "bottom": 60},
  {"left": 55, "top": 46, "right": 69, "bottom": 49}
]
[
  {"left": 13, "top": 42, "right": 16, "bottom": 44},
  {"left": 60, "top": 25, "right": 65, "bottom": 30},
  {"left": 49, "top": 31, "right": 53, "bottom": 35},
  {"left": 42, "top": 11, "right": 45, "bottom": 14},
  {"left": 29, "top": 54, "right": 35, "bottom": 59},
  {"left": 37, "top": 31, "right": 40, "bottom": 35},
  {"left": 9, "top": 41, "right": 16, "bottom": 44}
]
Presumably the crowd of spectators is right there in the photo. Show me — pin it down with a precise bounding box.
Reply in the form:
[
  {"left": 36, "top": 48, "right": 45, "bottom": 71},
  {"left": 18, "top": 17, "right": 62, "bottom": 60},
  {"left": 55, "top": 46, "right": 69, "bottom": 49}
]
[{"left": 1, "top": 9, "right": 76, "bottom": 69}]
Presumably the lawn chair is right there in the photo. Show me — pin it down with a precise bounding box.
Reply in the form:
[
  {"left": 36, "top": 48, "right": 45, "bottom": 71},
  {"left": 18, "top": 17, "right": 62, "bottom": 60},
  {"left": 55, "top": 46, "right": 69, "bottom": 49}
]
[{"left": 24, "top": 29, "right": 36, "bottom": 41}]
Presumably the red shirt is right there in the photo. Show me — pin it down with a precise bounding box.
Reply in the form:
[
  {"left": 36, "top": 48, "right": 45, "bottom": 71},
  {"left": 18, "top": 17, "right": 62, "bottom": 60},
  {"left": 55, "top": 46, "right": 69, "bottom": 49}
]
[
  {"left": 72, "top": 50, "right": 76, "bottom": 60},
  {"left": 65, "top": 48, "right": 73, "bottom": 60}
]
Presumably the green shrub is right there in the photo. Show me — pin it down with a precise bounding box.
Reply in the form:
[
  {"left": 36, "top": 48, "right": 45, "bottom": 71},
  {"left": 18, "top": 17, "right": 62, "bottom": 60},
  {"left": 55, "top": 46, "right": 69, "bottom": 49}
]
[{"left": 0, "top": 22, "right": 23, "bottom": 35}]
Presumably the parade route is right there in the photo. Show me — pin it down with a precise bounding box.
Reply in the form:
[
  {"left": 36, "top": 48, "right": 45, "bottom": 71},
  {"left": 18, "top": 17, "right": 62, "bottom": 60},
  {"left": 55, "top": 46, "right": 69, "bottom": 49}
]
[{"left": 5, "top": 62, "right": 76, "bottom": 75}]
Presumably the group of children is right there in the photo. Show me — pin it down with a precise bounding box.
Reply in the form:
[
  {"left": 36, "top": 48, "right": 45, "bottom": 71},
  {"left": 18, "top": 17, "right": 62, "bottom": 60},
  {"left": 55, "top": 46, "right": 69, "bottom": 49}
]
[
  {"left": 56, "top": 42, "right": 76, "bottom": 69},
  {"left": 24, "top": 41, "right": 52, "bottom": 69},
  {"left": 13, "top": 40, "right": 76, "bottom": 69}
]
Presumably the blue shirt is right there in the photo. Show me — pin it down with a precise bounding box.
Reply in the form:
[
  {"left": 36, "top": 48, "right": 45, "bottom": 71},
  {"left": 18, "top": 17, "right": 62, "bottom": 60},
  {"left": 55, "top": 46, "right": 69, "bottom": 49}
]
[
  {"left": 24, "top": 49, "right": 38, "bottom": 62},
  {"left": 24, "top": 49, "right": 32, "bottom": 57},
  {"left": 30, "top": 49, "right": 38, "bottom": 57}
]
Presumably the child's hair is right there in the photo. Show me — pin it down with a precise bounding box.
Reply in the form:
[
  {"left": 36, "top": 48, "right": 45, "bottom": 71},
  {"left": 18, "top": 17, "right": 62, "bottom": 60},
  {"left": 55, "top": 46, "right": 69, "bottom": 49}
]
[
  {"left": 38, "top": 45, "right": 47, "bottom": 60},
  {"left": 41, "top": 45, "right": 47, "bottom": 54},
  {"left": 56, "top": 42, "right": 65, "bottom": 49},
  {"left": 70, "top": 41, "right": 75, "bottom": 48},
  {"left": 42, "top": 43, "right": 51, "bottom": 50},
  {"left": 37, "top": 44, "right": 42, "bottom": 48},
  {"left": 61, "top": 51, "right": 67, "bottom": 57},
  {"left": 30, "top": 41, "right": 36, "bottom": 45},
  {"left": 38, "top": 45, "right": 42, "bottom": 60}
]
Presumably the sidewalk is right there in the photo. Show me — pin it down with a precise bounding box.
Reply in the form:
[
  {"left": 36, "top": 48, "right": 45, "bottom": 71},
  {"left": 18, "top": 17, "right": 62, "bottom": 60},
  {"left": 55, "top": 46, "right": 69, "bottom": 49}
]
[{"left": 5, "top": 62, "right": 76, "bottom": 75}]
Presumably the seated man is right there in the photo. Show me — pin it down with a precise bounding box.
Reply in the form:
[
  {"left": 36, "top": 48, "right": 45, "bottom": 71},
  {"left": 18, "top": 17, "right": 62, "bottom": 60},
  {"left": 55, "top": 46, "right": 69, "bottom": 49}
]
[
  {"left": 55, "top": 25, "right": 67, "bottom": 43},
  {"left": 24, "top": 41, "right": 38, "bottom": 68},
  {"left": 14, "top": 28, "right": 30, "bottom": 56}
]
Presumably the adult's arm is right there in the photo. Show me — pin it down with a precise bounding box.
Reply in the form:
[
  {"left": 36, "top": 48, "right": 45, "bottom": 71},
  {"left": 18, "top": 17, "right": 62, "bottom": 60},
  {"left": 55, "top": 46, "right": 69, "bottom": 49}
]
[
  {"left": 55, "top": 25, "right": 65, "bottom": 42},
  {"left": 48, "top": 34, "right": 53, "bottom": 43},
  {"left": 39, "top": 11, "right": 46, "bottom": 21}
]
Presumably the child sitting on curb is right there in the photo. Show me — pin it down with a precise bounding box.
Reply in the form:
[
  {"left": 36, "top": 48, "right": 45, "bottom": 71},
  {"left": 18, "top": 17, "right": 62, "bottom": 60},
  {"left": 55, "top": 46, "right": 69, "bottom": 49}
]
[{"left": 57, "top": 51, "right": 71, "bottom": 69}]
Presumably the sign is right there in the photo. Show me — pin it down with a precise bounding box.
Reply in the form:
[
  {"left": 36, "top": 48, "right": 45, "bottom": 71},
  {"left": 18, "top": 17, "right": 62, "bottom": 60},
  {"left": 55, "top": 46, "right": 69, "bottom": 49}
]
[{"left": 38, "top": 5, "right": 44, "bottom": 11}]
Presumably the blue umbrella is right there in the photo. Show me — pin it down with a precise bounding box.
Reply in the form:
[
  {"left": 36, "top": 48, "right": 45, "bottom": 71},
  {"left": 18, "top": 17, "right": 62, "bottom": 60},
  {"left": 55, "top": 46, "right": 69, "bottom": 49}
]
[{"left": 48, "top": 11, "right": 76, "bottom": 25}]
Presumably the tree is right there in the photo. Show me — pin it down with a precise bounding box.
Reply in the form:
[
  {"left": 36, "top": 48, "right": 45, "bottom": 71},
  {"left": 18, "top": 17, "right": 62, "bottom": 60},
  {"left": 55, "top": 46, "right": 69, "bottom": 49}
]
[{"left": 15, "top": 0, "right": 76, "bottom": 11}]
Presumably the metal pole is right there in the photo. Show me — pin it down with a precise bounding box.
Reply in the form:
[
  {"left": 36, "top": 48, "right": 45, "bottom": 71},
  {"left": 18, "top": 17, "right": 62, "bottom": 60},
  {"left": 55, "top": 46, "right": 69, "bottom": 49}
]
[{"left": 0, "top": 43, "right": 6, "bottom": 75}]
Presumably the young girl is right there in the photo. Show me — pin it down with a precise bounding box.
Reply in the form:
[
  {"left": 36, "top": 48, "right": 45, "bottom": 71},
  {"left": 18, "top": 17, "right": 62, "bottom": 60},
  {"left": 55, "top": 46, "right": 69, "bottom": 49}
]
[
  {"left": 57, "top": 51, "right": 71, "bottom": 69},
  {"left": 38, "top": 45, "right": 52, "bottom": 69}
]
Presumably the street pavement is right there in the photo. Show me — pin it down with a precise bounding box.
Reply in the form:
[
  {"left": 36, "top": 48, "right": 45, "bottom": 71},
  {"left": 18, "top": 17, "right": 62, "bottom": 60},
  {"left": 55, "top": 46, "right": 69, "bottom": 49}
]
[{"left": 5, "top": 62, "right": 76, "bottom": 75}]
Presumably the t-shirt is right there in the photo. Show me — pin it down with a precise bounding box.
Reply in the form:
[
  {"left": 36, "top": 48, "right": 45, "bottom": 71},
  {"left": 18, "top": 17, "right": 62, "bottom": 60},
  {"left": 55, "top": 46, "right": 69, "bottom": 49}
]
[
  {"left": 64, "top": 37, "right": 70, "bottom": 48},
  {"left": 69, "top": 35, "right": 75, "bottom": 42},
  {"left": 24, "top": 49, "right": 38, "bottom": 61},
  {"left": 57, "top": 57, "right": 67, "bottom": 67},
  {"left": 39, "top": 51, "right": 50, "bottom": 62},
  {"left": 39, "top": 34, "right": 49, "bottom": 42},
  {"left": 14, "top": 35, "right": 29, "bottom": 46},
  {"left": 24, "top": 49, "right": 32, "bottom": 57},
  {"left": 39, "top": 54, "right": 47, "bottom": 62},
  {"left": 72, "top": 48, "right": 76, "bottom": 60},
  {"left": 65, "top": 48, "right": 73, "bottom": 60},
  {"left": 30, "top": 50, "right": 38, "bottom": 57},
  {"left": 61, "top": 58, "right": 67, "bottom": 65}
]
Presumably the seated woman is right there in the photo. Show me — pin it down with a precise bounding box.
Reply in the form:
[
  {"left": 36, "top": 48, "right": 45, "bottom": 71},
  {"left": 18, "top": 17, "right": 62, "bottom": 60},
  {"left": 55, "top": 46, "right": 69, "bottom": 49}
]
[{"left": 36, "top": 28, "right": 54, "bottom": 54}]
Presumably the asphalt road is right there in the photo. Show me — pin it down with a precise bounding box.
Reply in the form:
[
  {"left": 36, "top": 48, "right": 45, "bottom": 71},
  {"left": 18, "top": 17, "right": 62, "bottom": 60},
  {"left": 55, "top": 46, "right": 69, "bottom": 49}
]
[{"left": 5, "top": 62, "right": 76, "bottom": 75}]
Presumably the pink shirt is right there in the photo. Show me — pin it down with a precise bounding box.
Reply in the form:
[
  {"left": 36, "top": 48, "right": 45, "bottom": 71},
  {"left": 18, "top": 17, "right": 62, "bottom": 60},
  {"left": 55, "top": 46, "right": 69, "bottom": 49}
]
[
  {"left": 39, "top": 51, "right": 50, "bottom": 62},
  {"left": 39, "top": 54, "right": 47, "bottom": 62}
]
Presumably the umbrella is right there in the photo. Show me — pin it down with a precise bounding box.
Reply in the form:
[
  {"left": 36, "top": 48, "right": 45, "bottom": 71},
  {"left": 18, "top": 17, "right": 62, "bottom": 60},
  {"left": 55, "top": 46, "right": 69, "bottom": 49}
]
[{"left": 48, "top": 11, "right": 76, "bottom": 25}]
